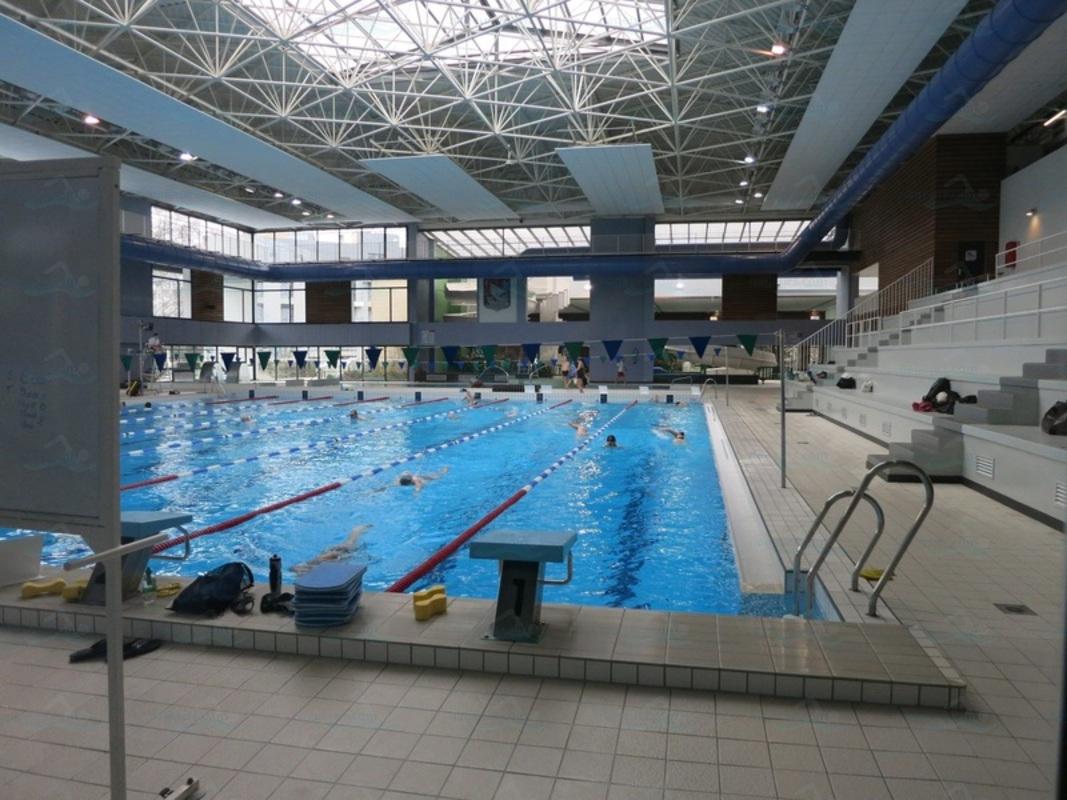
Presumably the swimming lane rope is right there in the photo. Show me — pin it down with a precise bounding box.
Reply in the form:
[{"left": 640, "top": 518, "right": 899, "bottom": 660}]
[
  {"left": 150, "top": 401, "right": 567, "bottom": 555},
  {"left": 385, "top": 400, "right": 636, "bottom": 593},
  {"left": 120, "top": 395, "right": 389, "bottom": 426},
  {"left": 122, "top": 399, "right": 508, "bottom": 490}
]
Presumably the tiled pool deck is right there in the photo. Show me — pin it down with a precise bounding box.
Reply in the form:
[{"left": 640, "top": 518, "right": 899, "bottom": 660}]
[{"left": 0, "top": 383, "right": 1060, "bottom": 798}]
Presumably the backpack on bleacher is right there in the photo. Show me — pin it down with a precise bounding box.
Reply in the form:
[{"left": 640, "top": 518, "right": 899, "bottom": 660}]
[{"left": 1041, "top": 402, "right": 1067, "bottom": 436}]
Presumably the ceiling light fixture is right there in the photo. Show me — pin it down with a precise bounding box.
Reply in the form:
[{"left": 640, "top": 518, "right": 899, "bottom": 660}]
[
  {"left": 740, "top": 180, "right": 749, "bottom": 187},
  {"left": 734, "top": 199, "right": 744, "bottom": 205},
  {"left": 675, "top": 280, "right": 685, "bottom": 289},
  {"left": 301, "top": 210, "right": 310, "bottom": 217},
  {"left": 178, "top": 152, "right": 197, "bottom": 162},
  {"left": 1042, "top": 109, "right": 1066, "bottom": 127},
  {"left": 273, "top": 191, "right": 284, "bottom": 199},
  {"left": 743, "top": 154, "right": 756, "bottom": 164},
  {"left": 243, "top": 186, "right": 255, "bottom": 194},
  {"left": 754, "top": 191, "right": 764, "bottom": 198},
  {"left": 771, "top": 42, "right": 788, "bottom": 56},
  {"left": 83, "top": 114, "right": 100, "bottom": 126},
  {"left": 291, "top": 198, "right": 302, "bottom": 206},
  {"left": 755, "top": 104, "right": 770, "bottom": 114},
  {"left": 326, "top": 213, "right": 335, "bottom": 220},
  {"left": 1025, "top": 208, "right": 1037, "bottom": 217}
]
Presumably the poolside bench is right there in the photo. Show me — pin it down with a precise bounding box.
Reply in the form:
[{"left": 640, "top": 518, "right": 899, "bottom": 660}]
[{"left": 469, "top": 530, "right": 576, "bottom": 643}]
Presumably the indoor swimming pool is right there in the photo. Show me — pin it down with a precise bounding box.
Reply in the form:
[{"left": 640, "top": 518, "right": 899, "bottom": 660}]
[{"left": 2, "top": 394, "right": 786, "bottom": 615}]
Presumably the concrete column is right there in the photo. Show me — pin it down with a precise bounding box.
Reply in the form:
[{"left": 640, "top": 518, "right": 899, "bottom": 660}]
[
  {"left": 835, "top": 269, "right": 859, "bottom": 317},
  {"left": 589, "top": 275, "right": 654, "bottom": 383}
]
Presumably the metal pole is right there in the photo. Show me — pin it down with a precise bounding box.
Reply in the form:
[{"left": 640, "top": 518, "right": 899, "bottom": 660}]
[
  {"left": 724, "top": 347, "right": 730, "bottom": 407},
  {"left": 779, "top": 329, "right": 786, "bottom": 489}
]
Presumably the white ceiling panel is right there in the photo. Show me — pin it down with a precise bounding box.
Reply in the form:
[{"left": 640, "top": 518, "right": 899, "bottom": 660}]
[
  {"left": 556, "top": 144, "right": 665, "bottom": 215},
  {"left": 361, "top": 155, "right": 517, "bottom": 221},
  {"left": 940, "top": 13, "right": 1067, "bottom": 134},
  {"left": 762, "top": 0, "right": 967, "bottom": 212},
  {"left": 0, "top": 15, "right": 413, "bottom": 224},
  {"left": 0, "top": 122, "right": 295, "bottom": 230}
]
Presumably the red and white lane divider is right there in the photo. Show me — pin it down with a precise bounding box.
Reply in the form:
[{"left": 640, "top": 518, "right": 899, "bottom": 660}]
[
  {"left": 400, "top": 397, "right": 449, "bottom": 408},
  {"left": 122, "top": 399, "right": 507, "bottom": 490},
  {"left": 207, "top": 395, "right": 280, "bottom": 405},
  {"left": 151, "top": 401, "right": 567, "bottom": 555},
  {"left": 332, "top": 396, "right": 389, "bottom": 407},
  {"left": 123, "top": 401, "right": 409, "bottom": 453},
  {"left": 267, "top": 395, "right": 333, "bottom": 406},
  {"left": 386, "top": 400, "right": 635, "bottom": 593}
]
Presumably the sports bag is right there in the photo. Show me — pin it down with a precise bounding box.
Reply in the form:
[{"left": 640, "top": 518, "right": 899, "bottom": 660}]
[
  {"left": 170, "top": 562, "right": 254, "bottom": 616},
  {"left": 922, "top": 377, "right": 952, "bottom": 403},
  {"left": 1041, "top": 401, "right": 1067, "bottom": 436}
]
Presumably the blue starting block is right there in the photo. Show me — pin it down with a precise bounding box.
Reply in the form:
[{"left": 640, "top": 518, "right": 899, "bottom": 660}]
[{"left": 469, "top": 530, "right": 576, "bottom": 643}]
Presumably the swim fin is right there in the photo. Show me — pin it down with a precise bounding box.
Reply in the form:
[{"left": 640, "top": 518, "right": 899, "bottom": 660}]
[{"left": 69, "top": 637, "right": 163, "bottom": 663}]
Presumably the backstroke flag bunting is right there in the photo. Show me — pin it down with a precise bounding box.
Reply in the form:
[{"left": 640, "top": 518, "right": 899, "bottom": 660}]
[
  {"left": 736, "top": 335, "right": 758, "bottom": 356},
  {"left": 441, "top": 345, "right": 460, "bottom": 366},
  {"left": 220, "top": 352, "right": 235, "bottom": 371},
  {"left": 257, "top": 350, "right": 271, "bottom": 370},
  {"left": 602, "top": 339, "right": 623, "bottom": 362},
  {"left": 481, "top": 345, "right": 496, "bottom": 365},
  {"left": 292, "top": 349, "right": 308, "bottom": 369},
  {"left": 325, "top": 349, "right": 342, "bottom": 368},
  {"left": 521, "top": 343, "right": 540, "bottom": 364},
  {"left": 564, "top": 341, "right": 583, "bottom": 363},
  {"left": 689, "top": 336, "right": 710, "bottom": 359},
  {"left": 152, "top": 352, "right": 167, "bottom": 372},
  {"left": 186, "top": 352, "right": 202, "bottom": 372},
  {"left": 648, "top": 338, "right": 668, "bottom": 360},
  {"left": 120, "top": 354, "right": 132, "bottom": 372},
  {"left": 402, "top": 347, "right": 419, "bottom": 367},
  {"left": 366, "top": 346, "right": 382, "bottom": 370}
]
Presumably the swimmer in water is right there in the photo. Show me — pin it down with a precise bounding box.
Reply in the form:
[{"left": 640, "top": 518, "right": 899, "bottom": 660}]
[
  {"left": 655, "top": 427, "right": 686, "bottom": 444},
  {"left": 605, "top": 435, "right": 619, "bottom": 448},
  {"left": 240, "top": 415, "right": 253, "bottom": 424},
  {"left": 462, "top": 388, "right": 479, "bottom": 406},
  {"left": 395, "top": 467, "right": 450, "bottom": 492},
  {"left": 569, "top": 419, "right": 588, "bottom": 437},
  {"left": 349, "top": 409, "right": 359, "bottom": 420},
  {"left": 292, "top": 524, "right": 370, "bottom": 576}
]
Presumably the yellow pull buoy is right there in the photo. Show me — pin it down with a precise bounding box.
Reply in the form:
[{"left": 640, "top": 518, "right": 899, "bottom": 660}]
[
  {"left": 859, "top": 567, "right": 890, "bottom": 582},
  {"left": 413, "top": 585, "right": 447, "bottom": 621},
  {"left": 21, "top": 577, "right": 67, "bottom": 599}
]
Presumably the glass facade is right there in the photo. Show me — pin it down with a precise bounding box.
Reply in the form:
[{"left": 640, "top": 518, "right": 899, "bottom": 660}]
[
  {"left": 254, "top": 226, "right": 407, "bottom": 263},
  {"left": 352, "top": 279, "right": 408, "bottom": 322},
  {"left": 150, "top": 206, "right": 252, "bottom": 259},
  {"left": 151, "top": 268, "right": 192, "bottom": 318},
  {"left": 254, "top": 282, "right": 307, "bottom": 323}
]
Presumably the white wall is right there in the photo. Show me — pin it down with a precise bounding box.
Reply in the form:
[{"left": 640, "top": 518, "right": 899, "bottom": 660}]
[{"left": 1000, "top": 145, "right": 1067, "bottom": 248}]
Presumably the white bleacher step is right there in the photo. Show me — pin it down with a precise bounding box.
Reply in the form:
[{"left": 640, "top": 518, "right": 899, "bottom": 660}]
[
  {"left": 866, "top": 451, "right": 962, "bottom": 481},
  {"left": 910, "top": 428, "right": 963, "bottom": 455},
  {"left": 1022, "top": 361, "right": 1067, "bottom": 379}
]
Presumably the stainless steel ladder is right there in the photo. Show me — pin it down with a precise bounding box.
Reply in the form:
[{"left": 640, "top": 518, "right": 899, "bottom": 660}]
[{"left": 791, "top": 459, "right": 934, "bottom": 617}]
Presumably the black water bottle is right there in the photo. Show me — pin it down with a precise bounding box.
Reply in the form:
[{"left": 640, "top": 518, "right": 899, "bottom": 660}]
[{"left": 269, "top": 554, "right": 282, "bottom": 595}]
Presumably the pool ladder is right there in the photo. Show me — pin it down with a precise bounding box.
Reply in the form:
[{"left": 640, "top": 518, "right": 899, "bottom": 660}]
[{"left": 790, "top": 460, "right": 934, "bottom": 617}]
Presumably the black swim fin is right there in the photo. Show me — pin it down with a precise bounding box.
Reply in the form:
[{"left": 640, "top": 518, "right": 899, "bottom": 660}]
[{"left": 69, "top": 637, "right": 163, "bottom": 663}]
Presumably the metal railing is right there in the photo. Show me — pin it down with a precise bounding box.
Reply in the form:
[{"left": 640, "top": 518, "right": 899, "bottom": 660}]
[
  {"left": 699, "top": 377, "right": 718, "bottom": 400},
  {"left": 787, "top": 259, "right": 934, "bottom": 374},
  {"left": 790, "top": 459, "right": 933, "bottom": 618},
  {"left": 996, "top": 229, "right": 1067, "bottom": 275}
]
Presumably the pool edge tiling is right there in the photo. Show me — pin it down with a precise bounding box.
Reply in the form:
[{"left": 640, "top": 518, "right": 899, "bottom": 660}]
[{"left": 0, "top": 580, "right": 966, "bottom": 710}]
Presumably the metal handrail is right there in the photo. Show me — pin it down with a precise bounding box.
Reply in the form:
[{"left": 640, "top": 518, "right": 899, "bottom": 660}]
[
  {"left": 857, "top": 461, "right": 934, "bottom": 617},
  {"left": 670, "top": 376, "right": 694, "bottom": 385},
  {"left": 995, "top": 228, "right": 1067, "bottom": 275},
  {"left": 151, "top": 528, "right": 192, "bottom": 562},
  {"left": 791, "top": 489, "right": 885, "bottom": 616},
  {"left": 699, "top": 377, "right": 718, "bottom": 400}
]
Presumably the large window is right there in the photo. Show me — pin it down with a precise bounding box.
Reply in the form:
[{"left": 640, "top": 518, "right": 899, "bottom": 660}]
[
  {"left": 152, "top": 268, "right": 192, "bottom": 318},
  {"left": 352, "top": 279, "right": 407, "bottom": 322},
  {"left": 224, "top": 276, "right": 254, "bottom": 322},
  {"left": 654, "top": 220, "right": 836, "bottom": 246},
  {"left": 254, "top": 226, "right": 407, "bottom": 263},
  {"left": 254, "top": 281, "right": 306, "bottom": 323},
  {"left": 426, "top": 226, "right": 589, "bottom": 258},
  {"left": 150, "top": 206, "right": 254, "bottom": 260}
]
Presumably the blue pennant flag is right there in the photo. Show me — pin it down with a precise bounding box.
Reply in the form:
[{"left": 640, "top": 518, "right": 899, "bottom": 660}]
[
  {"left": 441, "top": 345, "right": 460, "bottom": 366},
  {"left": 221, "top": 352, "right": 236, "bottom": 371},
  {"left": 713, "top": 346, "right": 722, "bottom": 357},
  {"left": 366, "top": 346, "right": 382, "bottom": 370},
  {"left": 521, "top": 343, "right": 541, "bottom": 364},
  {"left": 292, "top": 349, "right": 308, "bottom": 369},
  {"left": 689, "top": 336, "right": 710, "bottom": 359},
  {"left": 152, "top": 352, "right": 167, "bottom": 372},
  {"left": 602, "top": 339, "right": 623, "bottom": 362}
]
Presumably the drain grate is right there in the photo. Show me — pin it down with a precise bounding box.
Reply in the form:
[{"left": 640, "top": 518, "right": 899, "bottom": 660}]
[{"left": 995, "top": 603, "right": 1037, "bottom": 616}]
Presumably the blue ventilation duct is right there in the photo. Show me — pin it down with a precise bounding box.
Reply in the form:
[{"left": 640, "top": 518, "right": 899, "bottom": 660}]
[{"left": 124, "top": 0, "right": 1065, "bottom": 281}]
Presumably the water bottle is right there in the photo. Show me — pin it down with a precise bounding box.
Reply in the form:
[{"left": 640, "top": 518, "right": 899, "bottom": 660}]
[
  {"left": 269, "top": 554, "right": 282, "bottom": 595},
  {"left": 141, "top": 568, "right": 157, "bottom": 606}
]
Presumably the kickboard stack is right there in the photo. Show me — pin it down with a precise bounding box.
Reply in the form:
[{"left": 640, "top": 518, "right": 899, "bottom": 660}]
[{"left": 293, "top": 561, "right": 367, "bottom": 628}]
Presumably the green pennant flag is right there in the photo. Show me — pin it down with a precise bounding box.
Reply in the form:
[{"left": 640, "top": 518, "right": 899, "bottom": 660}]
[
  {"left": 737, "top": 334, "right": 759, "bottom": 355},
  {"left": 481, "top": 345, "right": 496, "bottom": 365},
  {"left": 648, "top": 337, "right": 669, "bottom": 360},
  {"left": 324, "top": 349, "right": 341, "bottom": 368},
  {"left": 120, "top": 354, "right": 133, "bottom": 372},
  {"left": 564, "top": 341, "right": 583, "bottom": 363},
  {"left": 185, "top": 352, "right": 202, "bottom": 372},
  {"left": 402, "top": 346, "right": 420, "bottom": 367},
  {"left": 257, "top": 350, "right": 272, "bottom": 370}
]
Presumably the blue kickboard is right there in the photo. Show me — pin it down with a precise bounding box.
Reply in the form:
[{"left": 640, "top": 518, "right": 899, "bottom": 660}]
[{"left": 294, "top": 562, "right": 368, "bottom": 594}]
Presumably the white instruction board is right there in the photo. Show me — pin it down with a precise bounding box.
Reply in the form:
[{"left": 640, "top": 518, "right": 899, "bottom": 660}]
[{"left": 0, "top": 157, "right": 120, "bottom": 553}]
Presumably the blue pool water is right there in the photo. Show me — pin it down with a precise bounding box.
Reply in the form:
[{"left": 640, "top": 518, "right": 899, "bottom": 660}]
[{"left": 2, "top": 395, "right": 791, "bottom": 615}]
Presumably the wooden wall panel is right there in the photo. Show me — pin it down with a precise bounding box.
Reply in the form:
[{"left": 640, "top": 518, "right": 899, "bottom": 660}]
[
  {"left": 190, "top": 270, "right": 224, "bottom": 322},
  {"left": 306, "top": 281, "right": 352, "bottom": 324}
]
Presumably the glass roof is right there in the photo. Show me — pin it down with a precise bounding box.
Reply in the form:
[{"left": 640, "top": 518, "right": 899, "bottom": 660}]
[
  {"left": 655, "top": 220, "right": 835, "bottom": 245},
  {"left": 426, "top": 225, "right": 590, "bottom": 257}
]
